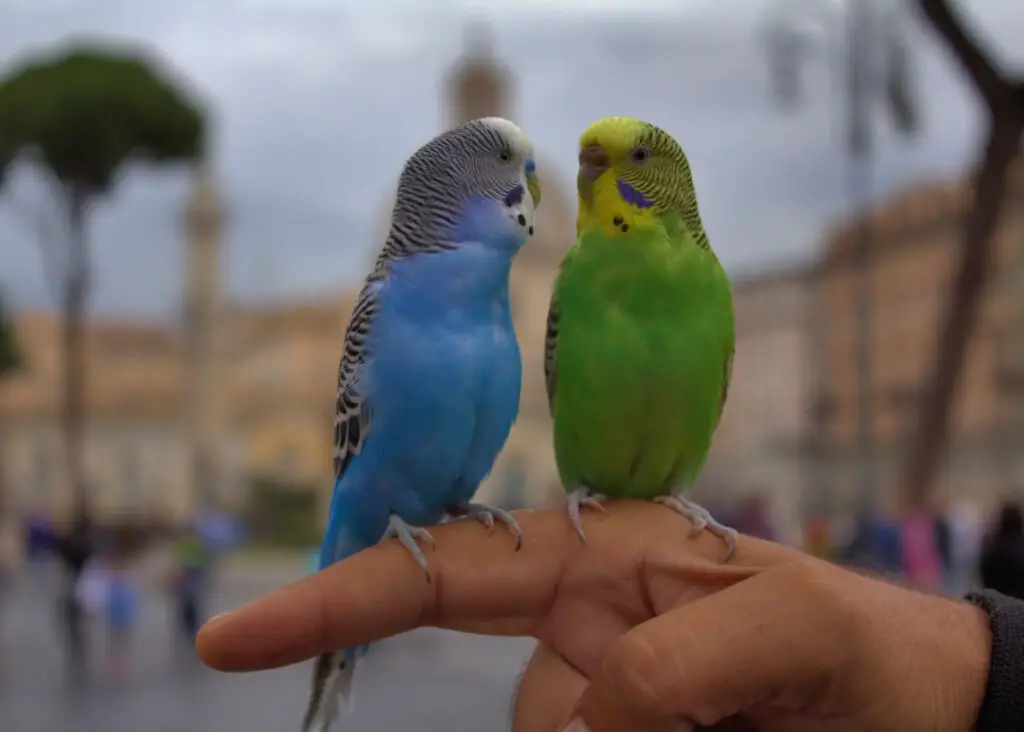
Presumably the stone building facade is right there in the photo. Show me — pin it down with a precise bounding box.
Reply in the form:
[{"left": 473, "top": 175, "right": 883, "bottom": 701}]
[
  {"left": 705, "top": 266, "right": 813, "bottom": 545},
  {"left": 811, "top": 158, "right": 1024, "bottom": 515}
]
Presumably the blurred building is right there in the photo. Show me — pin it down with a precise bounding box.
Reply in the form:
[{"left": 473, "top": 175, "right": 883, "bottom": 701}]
[
  {"left": 812, "top": 158, "right": 1024, "bottom": 515},
  {"left": 0, "top": 26, "right": 575, "bottom": 525},
  {"left": 0, "top": 312, "right": 192, "bottom": 520},
  {"left": 704, "top": 265, "right": 813, "bottom": 545}
]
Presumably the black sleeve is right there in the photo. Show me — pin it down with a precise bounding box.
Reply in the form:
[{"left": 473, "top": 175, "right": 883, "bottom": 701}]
[
  {"left": 965, "top": 590, "right": 1024, "bottom": 732},
  {"left": 978, "top": 555, "right": 993, "bottom": 590}
]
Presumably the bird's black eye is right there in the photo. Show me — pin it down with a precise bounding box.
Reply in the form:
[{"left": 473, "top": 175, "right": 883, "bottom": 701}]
[
  {"left": 498, "top": 150, "right": 512, "bottom": 163},
  {"left": 630, "top": 147, "right": 650, "bottom": 164}
]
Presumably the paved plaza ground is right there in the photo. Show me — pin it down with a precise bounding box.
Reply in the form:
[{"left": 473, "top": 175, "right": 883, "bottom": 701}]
[{"left": 0, "top": 557, "right": 536, "bottom": 732}]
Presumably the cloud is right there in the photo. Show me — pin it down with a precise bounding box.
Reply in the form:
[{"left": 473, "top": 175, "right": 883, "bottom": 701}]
[{"left": 0, "top": 0, "right": 1022, "bottom": 317}]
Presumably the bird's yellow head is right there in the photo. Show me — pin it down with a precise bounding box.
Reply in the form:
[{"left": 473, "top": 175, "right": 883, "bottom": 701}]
[{"left": 576, "top": 116, "right": 707, "bottom": 246}]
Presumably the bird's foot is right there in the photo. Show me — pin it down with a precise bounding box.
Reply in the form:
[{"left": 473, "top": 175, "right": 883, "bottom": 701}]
[
  {"left": 654, "top": 495, "right": 738, "bottom": 562},
  {"left": 445, "top": 502, "right": 523, "bottom": 551},
  {"left": 566, "top": 486, "right": 607, "bottom": 545},
  {"left": 382, "top": 514, "right": 436, "bottom": 582}
]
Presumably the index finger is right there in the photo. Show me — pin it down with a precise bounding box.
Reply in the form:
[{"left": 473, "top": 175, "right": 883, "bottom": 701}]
[{"left": 196, "top": 508, "right": 578, "bottom": 672}]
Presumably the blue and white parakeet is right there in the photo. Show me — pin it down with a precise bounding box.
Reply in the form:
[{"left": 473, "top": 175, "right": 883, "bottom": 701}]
[{"left": 301, "top": 117, "right": 541, "bottom": 732}]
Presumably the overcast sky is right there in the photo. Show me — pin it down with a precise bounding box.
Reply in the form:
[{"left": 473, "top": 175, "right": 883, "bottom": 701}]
[{"left": 0, "top": 0, "right": 1022, "bottom": 319}]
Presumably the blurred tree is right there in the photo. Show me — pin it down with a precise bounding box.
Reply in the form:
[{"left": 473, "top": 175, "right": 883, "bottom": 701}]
[
  {"left": 0, "top": 292, "right": 23, "bottom": 518},
  {"left": 904, "top": 0, "right": 1024, "bottom": 508},
  {"left": 0, "top": 294, "right": 21, "bottom": 379},
  {"left": 0, "top": 44, "right": 205, "bottom": 522}
]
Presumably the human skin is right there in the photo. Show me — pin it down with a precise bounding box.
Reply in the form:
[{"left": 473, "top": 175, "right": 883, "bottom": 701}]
[{"left": 195, "top": 502, "right": 990, "bottom": 732}]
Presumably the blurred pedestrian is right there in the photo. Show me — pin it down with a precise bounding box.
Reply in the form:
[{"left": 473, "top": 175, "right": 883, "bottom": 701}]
[
  {"left": 803, "top": 516, "right": 834, "bottom": 560},
  {"left": 933, "top": 508, "right": 952, "bottom": 578},
  {"left": 0, "top": 512, "right": 22, "bottom": 643},
  {"left": 900, "top": 509, "right": 943, "bottom": 590},
  {"left": 305, "top": 547, "right": 319, "bottom": 575},
  {"left": 840, "top": 511, "right": 901, "bottom": 577},
  {"left": 734, "top": 493, "right": 776, "bottom": 542},
  {"left": 949, "top": 498, "right": 984, "bottom": 595},
  {"left": 979, "top": 500, "right": 1024, "bottom": 601},
  {"left": 51, "top": 513, "right": 96, "bottom": 684},
  {"left": 24, "top": 510, "right": 54, "bottom": 588},
  {"left": 168, "top": 527, "right": 211, "bottom": 653},
  {"left": 102, "top": 552, "right": 138, "bottom": 680}
]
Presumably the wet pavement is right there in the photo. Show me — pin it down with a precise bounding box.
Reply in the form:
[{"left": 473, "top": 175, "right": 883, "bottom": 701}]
[{"left": 0, "top": 561, "right": 536, "bottom": 732}]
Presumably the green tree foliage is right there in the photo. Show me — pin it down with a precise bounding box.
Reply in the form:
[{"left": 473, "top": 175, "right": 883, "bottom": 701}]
[
  {"left": 0, "top": 45, "right": 204, "bottom": 192},
  {"left": 0, "top": 42, "right": 206, "bottom": 520}
]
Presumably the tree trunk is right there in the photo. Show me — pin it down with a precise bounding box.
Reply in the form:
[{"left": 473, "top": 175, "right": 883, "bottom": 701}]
[
  {"left": 63, "top": 185, "right": 90, "bottom": 523},
  {"left": 0, "top": 416, "right": 7, "bottom": 519},
  {"left": 903, "top": 116, "right": 1023, "bottom": 509}
]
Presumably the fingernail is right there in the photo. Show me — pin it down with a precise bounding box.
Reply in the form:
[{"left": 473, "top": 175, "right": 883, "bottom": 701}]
[
  {"left": 201, "top": 611, "right": 233, "bottom": 629},
  {"left": 562, "top": 718, "right": 590, "bottom": 732}
]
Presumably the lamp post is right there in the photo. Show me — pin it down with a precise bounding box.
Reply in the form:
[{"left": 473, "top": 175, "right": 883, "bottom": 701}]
[{"left": 760, "top": 0, "right": 921, "bottom": 561}]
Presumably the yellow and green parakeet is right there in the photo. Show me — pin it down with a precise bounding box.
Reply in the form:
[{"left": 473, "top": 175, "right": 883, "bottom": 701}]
[{"left": 544, "top": 116, "right": 737, "bottom": 558}]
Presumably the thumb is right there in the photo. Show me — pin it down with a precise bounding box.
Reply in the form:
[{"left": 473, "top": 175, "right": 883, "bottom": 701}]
[{"left": 567, "top": 560, "right": 854, "bottom": 732}]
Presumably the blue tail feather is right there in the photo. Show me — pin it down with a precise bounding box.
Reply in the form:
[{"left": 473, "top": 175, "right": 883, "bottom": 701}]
[
  {"left": 317, "top": 474, "right": 386, "bottom": 571},
  {"left": 317, "top": 476, "right": 348, "bottom": 571}
]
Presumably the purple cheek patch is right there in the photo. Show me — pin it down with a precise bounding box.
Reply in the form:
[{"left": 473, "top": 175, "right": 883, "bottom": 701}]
[
  {"left": 616, "top": 179, "right": 653, "bottom": 209},
  {"left": 503, "top": 184, "right": 525, "bottom": 207}
]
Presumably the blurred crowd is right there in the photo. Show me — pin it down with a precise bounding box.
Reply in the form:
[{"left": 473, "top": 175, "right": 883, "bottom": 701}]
[
  {"left": 0, "top": 510, "right": 233, "bottom": 685},
  {"left": 800, "top": 498, "right": 1024, "bottom": 599},
  {"left": 683, "top": 493, "right": 1024, "bottom": 600},
  {"left": 0, "top": 495, "right": 1023, "bottom": 687}
]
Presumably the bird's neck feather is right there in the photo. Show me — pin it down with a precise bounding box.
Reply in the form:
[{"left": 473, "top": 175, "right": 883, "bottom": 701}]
[
  {"left": 577, "top": 173, "right": 691, "bottom": 242},
  {"left": 386, "top": 243, "right": 514, "bottom": 314}
]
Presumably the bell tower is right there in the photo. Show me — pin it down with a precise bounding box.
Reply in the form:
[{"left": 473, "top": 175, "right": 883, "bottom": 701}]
[{"left": 443, "top": 22, "right": 513, "bottom": 127}]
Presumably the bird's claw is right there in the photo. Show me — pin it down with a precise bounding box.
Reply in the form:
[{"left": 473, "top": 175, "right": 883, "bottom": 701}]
[
  {"left": 655, "top": 495, "right": 738, "bottom": 562},
  {"left": 446, "top": 502, "right": 524, "bottom": 551},
  {"left": 383, "top": 514, "right": 435, "bottom": 582},
  {"left": 566, "top": 487, "right": 607, "bottom": 545}
]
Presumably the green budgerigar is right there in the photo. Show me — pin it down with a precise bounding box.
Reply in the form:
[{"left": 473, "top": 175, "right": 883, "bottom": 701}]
[{"left": 545, "top": 116, "right": 738, "bottom": 558}]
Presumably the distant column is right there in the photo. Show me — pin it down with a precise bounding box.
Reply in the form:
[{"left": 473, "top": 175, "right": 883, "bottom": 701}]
[
  {"left": 442, "top": 22, "right": 513, "bottom": 128},
  {"left": 182, "top": 162, "right": 224, "bottom": 519}
]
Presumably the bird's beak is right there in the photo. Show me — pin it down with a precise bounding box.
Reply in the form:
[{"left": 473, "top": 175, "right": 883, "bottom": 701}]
[
  {"left": 577, "top": 143, "right": 609, "bottom": 207},
  {"left": 578, "top": 143, "right": 609, "bottom": 182},
  {"left": 526, "top": 171, "right": 542, "bottom": 208}
]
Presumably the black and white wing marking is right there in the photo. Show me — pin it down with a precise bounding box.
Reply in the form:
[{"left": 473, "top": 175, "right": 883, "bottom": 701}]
[
  {"left": 543, "top": 291, "right": 559, "bottom": 417},
  {"left": 333, "top": 278, "right": 380, "bottom": 479}
]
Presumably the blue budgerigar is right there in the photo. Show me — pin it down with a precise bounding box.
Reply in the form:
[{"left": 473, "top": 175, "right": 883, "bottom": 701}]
[{"left": 300, "top": 117, "right": 541, "bottom": 732}]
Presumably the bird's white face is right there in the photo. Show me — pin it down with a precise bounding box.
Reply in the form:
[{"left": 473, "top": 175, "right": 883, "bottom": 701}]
[
  {"left": 481, "top": 116, "right": 534, "bottom": 161},
  {"left": 481, "top": 116, "right": 538, "bottom": 237}
]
